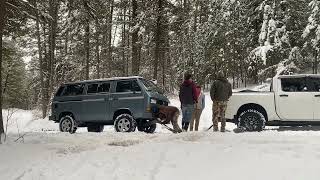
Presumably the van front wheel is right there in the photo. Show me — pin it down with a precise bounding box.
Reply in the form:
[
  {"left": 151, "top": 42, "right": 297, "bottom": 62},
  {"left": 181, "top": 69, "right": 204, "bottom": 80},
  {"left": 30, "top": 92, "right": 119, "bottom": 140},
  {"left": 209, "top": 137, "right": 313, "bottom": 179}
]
[
  {"left": 137, "top": 120, "right": 157, "bottom": 133},
  {"left": 114, "top": 114, "right": 136, "bottom": 132}
]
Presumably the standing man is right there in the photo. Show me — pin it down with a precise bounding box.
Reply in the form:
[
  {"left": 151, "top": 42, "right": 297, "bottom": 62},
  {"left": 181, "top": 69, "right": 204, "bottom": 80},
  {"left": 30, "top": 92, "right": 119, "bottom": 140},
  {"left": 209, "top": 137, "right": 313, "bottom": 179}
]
[
  {"left": 210, "top": 71, "right": 232, "bottom": 132},
  {"left": 179, "top": 73, "right": 197, "bottom": 131},
  {"left": 190, "top": 85, "right": 205, "bottom": 131}
]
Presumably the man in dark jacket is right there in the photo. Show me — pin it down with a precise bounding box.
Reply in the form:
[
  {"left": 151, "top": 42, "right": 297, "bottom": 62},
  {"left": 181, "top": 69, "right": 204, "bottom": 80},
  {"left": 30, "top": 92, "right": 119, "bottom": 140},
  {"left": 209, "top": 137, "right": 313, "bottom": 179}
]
[
  {"left": 210, "top": 71, "right": 232, "bottom": 132},
  {"left": 179, "top": 73, "right": 197, "bottom": 131}
]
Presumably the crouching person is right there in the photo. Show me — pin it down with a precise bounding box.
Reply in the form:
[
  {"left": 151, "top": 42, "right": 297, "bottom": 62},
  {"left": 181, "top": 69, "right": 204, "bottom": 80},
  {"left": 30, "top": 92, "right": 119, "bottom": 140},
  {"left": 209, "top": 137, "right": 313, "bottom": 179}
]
[{"left": 155, "top": 105, "right": 183, "bottom": 133}]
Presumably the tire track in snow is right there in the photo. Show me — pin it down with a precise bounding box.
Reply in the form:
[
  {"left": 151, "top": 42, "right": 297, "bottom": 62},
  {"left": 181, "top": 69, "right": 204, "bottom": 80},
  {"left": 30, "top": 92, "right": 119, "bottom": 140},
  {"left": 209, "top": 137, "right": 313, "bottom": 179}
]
[
  {"left": 111, "top": 154, "right": 120, "bottom": 180},
  {"left": 150, "top": 148, "right": 167, "bottom": 180}
]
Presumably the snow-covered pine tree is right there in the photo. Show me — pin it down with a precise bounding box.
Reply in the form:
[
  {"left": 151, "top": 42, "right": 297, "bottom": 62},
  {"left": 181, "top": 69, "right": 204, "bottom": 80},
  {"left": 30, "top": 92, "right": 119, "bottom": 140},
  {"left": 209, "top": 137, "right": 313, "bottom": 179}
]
[
  {"left": 303, "top": 0, "right": 320, "bottom": 74},
  {"left": 248, "top": 0, "right": 309, "bottom": 82}
]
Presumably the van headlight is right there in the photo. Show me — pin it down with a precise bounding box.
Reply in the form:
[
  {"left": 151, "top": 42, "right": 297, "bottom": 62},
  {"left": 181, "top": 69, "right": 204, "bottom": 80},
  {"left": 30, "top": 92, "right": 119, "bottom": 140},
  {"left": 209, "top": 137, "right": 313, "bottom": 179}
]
[{"left": 150, "top": 98, "right": 157, "bottom": 104}]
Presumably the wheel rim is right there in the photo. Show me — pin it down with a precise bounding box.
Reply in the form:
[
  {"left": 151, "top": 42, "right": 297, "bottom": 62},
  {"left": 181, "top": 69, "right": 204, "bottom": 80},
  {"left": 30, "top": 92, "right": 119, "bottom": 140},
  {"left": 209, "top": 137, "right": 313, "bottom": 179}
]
[
  {"left": 243, "top": 115, "right": 259, "bottom": 131},
  {"left": 61, "top": 118, "right": 72, "bottom": 132},
  {"left": 117, "top": 118, "right": 130, "bottom": 132}
]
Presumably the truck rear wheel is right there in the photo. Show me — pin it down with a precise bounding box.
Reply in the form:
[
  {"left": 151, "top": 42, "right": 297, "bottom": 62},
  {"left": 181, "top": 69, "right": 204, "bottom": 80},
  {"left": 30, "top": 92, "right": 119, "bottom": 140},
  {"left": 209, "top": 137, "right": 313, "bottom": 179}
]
[
  {"left": 238, "top": 109, "right": 266, "bottom": 132},
  {"left": 114, "top": 114, "right": 137, "bottom": 132}
]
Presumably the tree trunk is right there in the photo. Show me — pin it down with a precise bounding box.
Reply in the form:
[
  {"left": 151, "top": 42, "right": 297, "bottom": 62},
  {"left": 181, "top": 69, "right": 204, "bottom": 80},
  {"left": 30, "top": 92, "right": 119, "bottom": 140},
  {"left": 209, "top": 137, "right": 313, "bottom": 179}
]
[
  {"left": 107, "top": 0, "right": 114, "bottom": 77},
  {"left": 122, "top": 4, "right": 127, "bottom": 76},
  {"left": 49, "top": 0, "right": 58, "bottom": 100},
  {"left": 153, "top": 0, "right": 163, "bottom": 80},
  {"left": 95, "top": 18, "right": 100, "bottom": 79},
  {"left": 131, "top": 0, "right": 140, "bottom": 75},
  {"left": 42, "top": 24, "right": 50, "bottom": 117},
  {"left": 85, "top": 18, "right": 90, "bottom": 80},
  {"left": 314, "top": 50, "right": 318, "bottom": 74},
  {"left": 0, "top": 0, "right": 5, "bottom": 143},
  {"left": 35, "top": 0, "right": 47, "bottom": 119}
]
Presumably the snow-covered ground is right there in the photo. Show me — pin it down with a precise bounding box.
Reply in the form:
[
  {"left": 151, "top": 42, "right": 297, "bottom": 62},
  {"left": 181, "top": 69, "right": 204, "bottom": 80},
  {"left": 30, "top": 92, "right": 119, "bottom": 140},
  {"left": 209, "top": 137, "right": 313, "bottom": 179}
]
[{"left": 1, "top": 94, "right": 320, "bottom": 180}]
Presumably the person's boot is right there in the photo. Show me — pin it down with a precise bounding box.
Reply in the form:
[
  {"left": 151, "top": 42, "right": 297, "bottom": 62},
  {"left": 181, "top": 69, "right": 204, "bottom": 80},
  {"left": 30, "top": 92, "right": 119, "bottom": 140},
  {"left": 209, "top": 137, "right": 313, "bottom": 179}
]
[
  {"left": 220, "top": 128, "right": 225, "bottom": 132},
  {"left": 183, "top": 122, "right": 189, "bottom": 131},
  {"left": 213, "top": 126, "right": 219, "bottom": 132}
]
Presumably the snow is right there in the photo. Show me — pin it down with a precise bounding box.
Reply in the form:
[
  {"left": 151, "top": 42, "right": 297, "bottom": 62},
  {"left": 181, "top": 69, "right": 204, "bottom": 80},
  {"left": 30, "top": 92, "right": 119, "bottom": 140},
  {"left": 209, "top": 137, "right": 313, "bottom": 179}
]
[
  {"left": 252, "top": 45, "right": 273, "bottom": 65},
  {"left": 2, "top": 94, "right": 320, "bottom": 180}
]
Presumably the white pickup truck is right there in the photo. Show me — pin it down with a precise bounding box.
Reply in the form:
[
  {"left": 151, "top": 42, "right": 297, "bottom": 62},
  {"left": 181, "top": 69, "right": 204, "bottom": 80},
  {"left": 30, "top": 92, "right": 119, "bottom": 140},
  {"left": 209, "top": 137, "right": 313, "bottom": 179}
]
[{"left": 225, "top": 74, "right": 320, "bottom": 131}]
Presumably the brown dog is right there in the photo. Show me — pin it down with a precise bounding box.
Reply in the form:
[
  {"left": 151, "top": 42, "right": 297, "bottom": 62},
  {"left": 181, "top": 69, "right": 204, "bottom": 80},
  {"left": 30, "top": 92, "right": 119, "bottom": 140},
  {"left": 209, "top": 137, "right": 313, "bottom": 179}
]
[{"left": 157, "top": 105, "right": 182, "bottom": 133}]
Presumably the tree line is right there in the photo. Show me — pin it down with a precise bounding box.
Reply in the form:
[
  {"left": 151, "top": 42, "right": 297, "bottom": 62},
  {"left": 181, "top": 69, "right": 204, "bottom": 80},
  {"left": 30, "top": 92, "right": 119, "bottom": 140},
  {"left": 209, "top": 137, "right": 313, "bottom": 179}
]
[{"left": 1, "top": 0, "right": 320, "bottom": 141}]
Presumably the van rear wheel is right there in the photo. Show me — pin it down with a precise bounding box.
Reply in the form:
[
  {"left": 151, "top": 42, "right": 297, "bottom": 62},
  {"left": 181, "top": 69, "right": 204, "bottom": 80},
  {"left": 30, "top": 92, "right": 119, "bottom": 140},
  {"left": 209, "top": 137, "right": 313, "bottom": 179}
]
[
  {"left": 59, "top": 115, "right": 77, "bottom": 134},
  {"left": 238, "top": 109, "right": 266, "bottom": 132},
  {"left": 114, "top": 114, "right": 136, "bottom": 132}
]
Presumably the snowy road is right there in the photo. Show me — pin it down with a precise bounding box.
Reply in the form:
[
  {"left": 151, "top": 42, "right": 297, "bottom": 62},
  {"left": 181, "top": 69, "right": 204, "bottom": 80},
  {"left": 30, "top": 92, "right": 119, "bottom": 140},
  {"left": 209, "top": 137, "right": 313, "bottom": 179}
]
[
  {"left": 1, "top": 93, "right": 320, "bottom": 180},
  {"left": 2, "top": 130, "right": 320, "bottom": 180}
]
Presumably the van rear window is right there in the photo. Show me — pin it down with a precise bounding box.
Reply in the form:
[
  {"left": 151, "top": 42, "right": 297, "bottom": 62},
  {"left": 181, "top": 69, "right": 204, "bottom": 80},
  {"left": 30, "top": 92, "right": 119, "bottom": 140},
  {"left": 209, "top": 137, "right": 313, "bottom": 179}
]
[{"left": 55, "top": 86, "right": 65, "bottom": 96}]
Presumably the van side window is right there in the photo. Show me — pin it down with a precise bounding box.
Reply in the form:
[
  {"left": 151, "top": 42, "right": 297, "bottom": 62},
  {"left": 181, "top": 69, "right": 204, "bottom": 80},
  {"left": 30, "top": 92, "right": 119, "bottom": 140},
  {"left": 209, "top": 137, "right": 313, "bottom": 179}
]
[
  {"left": 308, "top": 77, "right": 320, "bottom": 92},
  {"left": 281, "top": 78, "right": 308, "bottom": 92},
  {"left": 62, "top": 84, "right": 84, "bottom": 96},
  {"left": 98, "top": 83, "right": 110, "bottom": 93},
  {"left": 87, "top": 84, "right": 99, "bottom": 94},
  {"left": 116, "top": 80, "right": 141, "bottom": 93}
]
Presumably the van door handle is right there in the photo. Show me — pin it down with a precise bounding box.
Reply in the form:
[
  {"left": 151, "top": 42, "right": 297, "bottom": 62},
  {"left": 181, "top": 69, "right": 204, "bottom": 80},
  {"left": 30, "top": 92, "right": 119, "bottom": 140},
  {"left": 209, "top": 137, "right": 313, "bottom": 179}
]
[
  {"left": 108, "top": 97, "right": 118, "bottom": 101},
  {"left": 280, "top": 94, "right": 288, "bottom": 97},
  {"left": 315, "top": 94, "right": 320, "bottom": 97}
]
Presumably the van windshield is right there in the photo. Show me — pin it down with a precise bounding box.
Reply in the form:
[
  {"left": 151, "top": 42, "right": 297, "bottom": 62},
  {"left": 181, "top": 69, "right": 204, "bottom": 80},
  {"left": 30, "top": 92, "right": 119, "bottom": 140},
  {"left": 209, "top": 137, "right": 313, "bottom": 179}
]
[{"left": 139, "top": 79, "right": 163, "bottom": 94}]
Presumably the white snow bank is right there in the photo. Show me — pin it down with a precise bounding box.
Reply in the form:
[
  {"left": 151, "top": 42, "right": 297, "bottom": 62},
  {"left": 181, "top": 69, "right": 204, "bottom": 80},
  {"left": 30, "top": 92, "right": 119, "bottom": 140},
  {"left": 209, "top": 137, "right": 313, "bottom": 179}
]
[
  {"left": 3, "top": 109, "right": 58, "bottom": 134},
  {"left": 2, "top": 130, "right": 320, "bottom": 180}
]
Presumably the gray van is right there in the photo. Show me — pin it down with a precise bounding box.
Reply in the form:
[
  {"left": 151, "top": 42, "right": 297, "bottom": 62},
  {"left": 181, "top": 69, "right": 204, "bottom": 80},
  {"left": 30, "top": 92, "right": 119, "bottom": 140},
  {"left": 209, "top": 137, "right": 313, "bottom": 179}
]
[{"left": 49, "top": 76, "right": 169, "bottom": 133}]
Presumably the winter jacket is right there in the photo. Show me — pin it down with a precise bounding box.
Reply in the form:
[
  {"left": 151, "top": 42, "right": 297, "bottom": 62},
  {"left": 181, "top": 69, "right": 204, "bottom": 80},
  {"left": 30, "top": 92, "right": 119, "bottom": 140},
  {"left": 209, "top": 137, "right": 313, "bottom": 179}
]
[
  {"left": 195, "top": 87, "right": 201, "bottom": 100},
  {"left": 179, "top": 80, "right": 197, "bottom": 105},
  {"left": 195, "top": 92, "right": 205, "bottom": 110},
  {"left": 210, "top": 77, "right": 232, "bottom": 101}
]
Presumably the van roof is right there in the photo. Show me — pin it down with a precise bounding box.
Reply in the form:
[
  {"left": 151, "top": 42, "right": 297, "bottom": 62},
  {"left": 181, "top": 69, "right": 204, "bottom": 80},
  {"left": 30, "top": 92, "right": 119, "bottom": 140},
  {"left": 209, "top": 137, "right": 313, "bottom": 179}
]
[
  {"left": 64, "top": 76, "right": 143, "bottom": 85},
  {"left": 277, "top": 74, "right": 320, "bottom": 79}
]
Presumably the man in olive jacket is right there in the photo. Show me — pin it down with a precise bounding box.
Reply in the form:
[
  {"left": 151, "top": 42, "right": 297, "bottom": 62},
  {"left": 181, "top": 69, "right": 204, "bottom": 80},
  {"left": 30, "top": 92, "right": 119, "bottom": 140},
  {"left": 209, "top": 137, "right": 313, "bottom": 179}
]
[{"left": 210, "top": 71, "right": 232, "bottom": 132}]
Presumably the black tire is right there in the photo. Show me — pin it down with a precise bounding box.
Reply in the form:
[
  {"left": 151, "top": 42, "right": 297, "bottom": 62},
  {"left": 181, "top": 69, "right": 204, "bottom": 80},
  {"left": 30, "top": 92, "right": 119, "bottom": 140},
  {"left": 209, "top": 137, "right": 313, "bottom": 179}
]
[
  {"left": 59, "top": 115, "right": 77, "bottom": 134},
  {"left": 114, "top": 114, "right": 137, "bottom": 132},
  {"left": 238, "top": 109, "right": 266, "bottom": 132},
  {"left": 87, "top": 125, "right": 104, "bottom": 132},
  {"left": 137, "top": 120, "right": 157, "bottom": 133}
]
